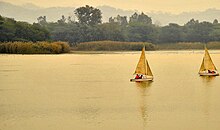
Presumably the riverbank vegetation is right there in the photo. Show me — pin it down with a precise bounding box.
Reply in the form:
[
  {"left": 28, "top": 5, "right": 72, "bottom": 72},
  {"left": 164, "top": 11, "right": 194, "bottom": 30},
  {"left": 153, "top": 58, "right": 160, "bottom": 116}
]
[
  {"left": 0, "top": 42, "right": 70, "bottom": 54},
  {"left": 72, "top": 41, "right": 220, "bottom": 51},
  {"left": 156, "top": 42, "right": 220, "bottom": 50},
  {"left": 1, "top": 41, "right": 220, "bottom": 54},
  {"left": 72, "top": 41, "right": 156, "bottom": 51},
  {"left": 1, "top": 5, "right": 220, "bottom": 53}
]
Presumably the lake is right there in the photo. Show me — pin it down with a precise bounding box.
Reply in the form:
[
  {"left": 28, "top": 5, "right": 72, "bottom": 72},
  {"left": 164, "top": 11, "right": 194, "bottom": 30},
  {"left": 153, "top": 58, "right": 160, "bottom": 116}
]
[{"left": 0, "top": 51, "right": 220, "bottom": 130}]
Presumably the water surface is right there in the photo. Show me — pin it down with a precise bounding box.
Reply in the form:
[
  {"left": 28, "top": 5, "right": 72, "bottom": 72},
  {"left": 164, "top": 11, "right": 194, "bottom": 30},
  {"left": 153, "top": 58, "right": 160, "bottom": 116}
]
[{"left": 0, "top": 51, "right": 220, "bottom": 130}]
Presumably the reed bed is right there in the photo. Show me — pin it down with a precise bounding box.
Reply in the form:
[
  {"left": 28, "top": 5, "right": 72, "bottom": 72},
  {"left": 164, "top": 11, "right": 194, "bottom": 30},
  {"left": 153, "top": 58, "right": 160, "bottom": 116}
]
[
  {"left": 72, "top": 41, "right": 156, "bottom": 51},
  {"left": 156, "top": 42, "right": 220, "bottom": 50},
  {"left": 0, "top": 41, "right": 70, "bottom": 54}
]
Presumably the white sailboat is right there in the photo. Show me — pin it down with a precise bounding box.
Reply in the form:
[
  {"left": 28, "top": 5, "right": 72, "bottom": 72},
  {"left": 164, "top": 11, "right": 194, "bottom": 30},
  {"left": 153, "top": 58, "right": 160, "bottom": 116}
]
[
  {"left": 130, "top": 47, "right": 153, "bottom": 82},
  {"left": 199, "top": 47, "right": 219, "bottom": 76}
]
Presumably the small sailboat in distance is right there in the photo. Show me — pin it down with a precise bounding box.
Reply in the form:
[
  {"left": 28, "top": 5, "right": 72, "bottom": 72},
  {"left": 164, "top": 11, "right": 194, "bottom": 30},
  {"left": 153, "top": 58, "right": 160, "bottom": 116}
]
[
  {"left": 199, "top": 46, "right": 219, "bottom": 76},
  {"left": 130, "top": 46, "right": 153, "bottom": 82}
]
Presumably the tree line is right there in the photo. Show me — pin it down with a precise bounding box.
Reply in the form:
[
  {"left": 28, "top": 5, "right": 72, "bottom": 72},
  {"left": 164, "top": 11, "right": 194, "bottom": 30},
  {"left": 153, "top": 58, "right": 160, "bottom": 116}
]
[
  {"left": 0, "top": 15, "right": 49, "bottom": 42},
  {"left": 1, "top": 5, "right": 220, "bottom": 45}
]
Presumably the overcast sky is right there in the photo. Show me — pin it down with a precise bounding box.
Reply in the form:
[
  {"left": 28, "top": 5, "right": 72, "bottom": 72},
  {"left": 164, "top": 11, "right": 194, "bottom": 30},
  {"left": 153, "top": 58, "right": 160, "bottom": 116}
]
[{"left": 2, "top": 0, "right": 220, "bottom": 14}]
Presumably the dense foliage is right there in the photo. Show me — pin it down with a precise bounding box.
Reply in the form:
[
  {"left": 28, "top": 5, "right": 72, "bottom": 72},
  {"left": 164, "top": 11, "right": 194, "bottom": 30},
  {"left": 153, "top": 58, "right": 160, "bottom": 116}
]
[
  {"left": 0, "top": 15, "right": 49, "bottom": 42},
  {"left": 1, "top": 5, "right": 220, "bottom": 47},
  {"left": 74, "top": 5, "right": 102, "bottom": 25},
  {"left": 41, "top": 7, "right": 220, "bottom": 45},
  {"left": 0, "top": 41, "right": 70, "bottom": 54}
]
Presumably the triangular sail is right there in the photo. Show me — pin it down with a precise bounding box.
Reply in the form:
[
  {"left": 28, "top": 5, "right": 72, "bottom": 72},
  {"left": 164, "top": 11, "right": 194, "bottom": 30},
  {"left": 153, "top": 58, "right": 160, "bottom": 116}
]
[
  {"left": 199, "top": 58, "right": 205, "bottom": 71},
  {"left": 146, "top": 60, "right": 153, "bottom": 76},
  {"left": 134, "top": 47, "right": 153, "bottom": 76},
  {"left": 134, "top": 47, "right": 147, "bottom": 75},
  {"left": 199, "top": 47, "right": 217, "bottom": 72}
]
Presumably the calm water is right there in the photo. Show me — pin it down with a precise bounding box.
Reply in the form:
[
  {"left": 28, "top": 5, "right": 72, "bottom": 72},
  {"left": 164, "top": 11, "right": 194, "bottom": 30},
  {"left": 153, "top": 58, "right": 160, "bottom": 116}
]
[{"left": 0, "top": 51, "right": 220, "bottom": 130}]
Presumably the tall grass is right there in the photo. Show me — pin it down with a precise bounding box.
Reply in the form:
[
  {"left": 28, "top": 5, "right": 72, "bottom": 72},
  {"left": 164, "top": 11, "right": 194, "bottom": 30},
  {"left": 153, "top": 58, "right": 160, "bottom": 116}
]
[
  {"left": 156, "top": 42, "right": 220, "bottom": 50},
  {"left": 73, "top": 41, "right": 156, "bottom": 51},
  {"left": 0, "top": 41, "right": 70, "bottom": 54}
]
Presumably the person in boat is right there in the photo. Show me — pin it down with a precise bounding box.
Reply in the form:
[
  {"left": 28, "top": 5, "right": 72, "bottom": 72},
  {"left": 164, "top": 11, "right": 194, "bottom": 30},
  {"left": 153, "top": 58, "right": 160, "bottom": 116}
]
[
  {"left": 135, "top": 74, "right": 143, "bottom": 79},
  {"left": 140, "top": 75, "right": 143, "bottom": 79},
  {"left": 208, "top": 70, "right": 216, "bottom": 73},
  {"left": 135, "top": 74, "right": 140, "bottom": 79}
]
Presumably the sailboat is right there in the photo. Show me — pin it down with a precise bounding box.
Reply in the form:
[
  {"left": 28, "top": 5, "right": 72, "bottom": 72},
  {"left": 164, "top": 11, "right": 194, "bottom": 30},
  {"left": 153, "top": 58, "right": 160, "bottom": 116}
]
[
  {"left": 199, "top": 47, "right": 219, "bottom": 76},
  {"left": 130, "top": 46, "right": 153, "bottom": 82}
]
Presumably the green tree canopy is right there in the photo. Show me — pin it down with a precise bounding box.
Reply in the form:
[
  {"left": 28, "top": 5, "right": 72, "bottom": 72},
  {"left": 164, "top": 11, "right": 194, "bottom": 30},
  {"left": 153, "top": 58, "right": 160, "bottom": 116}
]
[
  {"left": 129, "top": 12, "right": 152, "bottom": 25},
  {"left": 74, "top": 5, "right": 102, "bottom": 25}
]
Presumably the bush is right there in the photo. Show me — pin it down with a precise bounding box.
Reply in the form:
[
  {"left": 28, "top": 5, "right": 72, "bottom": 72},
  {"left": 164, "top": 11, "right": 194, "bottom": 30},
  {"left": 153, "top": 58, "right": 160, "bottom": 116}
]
[{"left": 0, "top": 41, "right": 70, "bottom": 54}]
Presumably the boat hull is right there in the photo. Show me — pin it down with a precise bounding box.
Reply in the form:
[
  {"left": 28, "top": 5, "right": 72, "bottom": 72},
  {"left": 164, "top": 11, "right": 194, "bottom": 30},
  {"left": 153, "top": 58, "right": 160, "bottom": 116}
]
[
  {"left": 130, "top": 78, "right": 153, "bottom": 82},
  {"left": 199, "top": 72, "right": 219, "bottom": 76}
]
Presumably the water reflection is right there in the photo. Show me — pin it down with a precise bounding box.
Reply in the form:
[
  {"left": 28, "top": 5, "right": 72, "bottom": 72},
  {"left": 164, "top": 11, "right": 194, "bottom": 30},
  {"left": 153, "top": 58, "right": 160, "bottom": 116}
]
[
  {"left": 201, "top": 83, "right": 211, "bottom": 130},
  {"left": 135, "top": 82, "right": 152, "bottom": 129},
  {"left": 200, "top": 76, "right": 216, "bottom": 86},
  {"left": 199, "top": 76, "right": 214, "bottom": 129}
]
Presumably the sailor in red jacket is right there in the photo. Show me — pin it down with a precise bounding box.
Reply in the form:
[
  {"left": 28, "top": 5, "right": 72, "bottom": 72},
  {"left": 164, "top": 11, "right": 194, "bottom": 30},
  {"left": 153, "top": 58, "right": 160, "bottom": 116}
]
[
  {"left": 135, "top": 74, "right": 140, "bottom": 79},
  {"left": 135, "top": 74, "right": 143, "bottom": 79}
]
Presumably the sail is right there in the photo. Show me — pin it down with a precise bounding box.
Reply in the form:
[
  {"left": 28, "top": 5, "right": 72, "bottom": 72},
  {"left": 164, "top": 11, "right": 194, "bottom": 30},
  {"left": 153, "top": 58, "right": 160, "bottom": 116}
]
[
  {"left": 146, "top": 60, "right": 153, "bottom": 76},
  {"left": 134, "top": 47, "right": 153, "bottom": 76},
  {"left": 199, "top": 58, "right": 205, "bottom": 71},
  {"left": 134, "top": 47, "right": 147, "bottom": 75},
  {"left": 199, "top": 47, "right": 217, "bottom": 71}
]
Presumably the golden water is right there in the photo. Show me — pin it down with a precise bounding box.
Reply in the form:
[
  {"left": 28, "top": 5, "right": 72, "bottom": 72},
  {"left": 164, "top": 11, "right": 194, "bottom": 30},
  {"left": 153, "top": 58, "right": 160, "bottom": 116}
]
[{"left": 0, "top": 51, "right": 220, "bottom": 130}]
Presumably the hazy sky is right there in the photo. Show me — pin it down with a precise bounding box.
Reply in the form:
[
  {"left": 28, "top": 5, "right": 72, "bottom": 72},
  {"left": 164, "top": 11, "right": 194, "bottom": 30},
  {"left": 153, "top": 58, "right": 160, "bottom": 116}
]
[{"left": 2, "top": 0, "right": 220, "bottom": 14}]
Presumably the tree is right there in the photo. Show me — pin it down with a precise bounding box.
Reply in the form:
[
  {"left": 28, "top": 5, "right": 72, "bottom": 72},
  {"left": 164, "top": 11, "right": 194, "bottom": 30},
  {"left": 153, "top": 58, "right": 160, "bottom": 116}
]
[
  {"left": 159, "top": 23, "right": 184, "bottom": 43},
  {"left": 137, "top": 12, "right": 152, "bottom": 24},
  {"left": 109, "top": 15, "right": 128, "bottom": 26},
  {"left": 213, "top": 19, "right": 218, "bottom": 24},
  {"left": 0, "top": 17, "right": 16, "bottom": 42},
  {"left": 185, "top": 18, "right": 199, "bottom": 26},
  {"left": 185, "top": 21, "right": 213, "bottom": 43},
  {"left": 74, "top": 5, "right": 102, "bottom": 25},
  {"left": 210, "top": 23, "right": 220, "bottom": 41},
  {"left": 129, "top": 12, "right": 152, "bottom": 25},
  {"left": 129, "top": 12, "right": 138, "bottom": 23},
  {"left": 0, "top": 16, "right": 49, "bottom": 42},
  {"left": 57, "top": 15, "right": 66, "bottom": 24},
  {"left": 98, "top": 23, "right": 125, "bottom": 41},
  {"left": 126, "top": 22, "right": 158, "bottom": 42},
  {"left": 37, "top": 16, "right": 47, "bottom": 26}
]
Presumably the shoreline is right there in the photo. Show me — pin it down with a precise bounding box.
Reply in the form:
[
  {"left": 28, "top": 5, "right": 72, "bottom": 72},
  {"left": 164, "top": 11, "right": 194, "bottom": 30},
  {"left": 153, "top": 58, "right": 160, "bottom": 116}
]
[{"left": 1, "top": 49, "right": 220, "bottom": 55}]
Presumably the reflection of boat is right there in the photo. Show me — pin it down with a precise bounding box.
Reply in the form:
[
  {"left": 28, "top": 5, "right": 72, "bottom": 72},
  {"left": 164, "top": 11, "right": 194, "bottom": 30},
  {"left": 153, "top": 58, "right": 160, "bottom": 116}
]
[
  {"left": 199, "top": 47, "right": 219, "bottom": 76},
  {"left": 130, "top": 47, "right": 153, "bottom": 82},
  {"left": 135, "top": 82, "right": 152, "bottom": 128}
]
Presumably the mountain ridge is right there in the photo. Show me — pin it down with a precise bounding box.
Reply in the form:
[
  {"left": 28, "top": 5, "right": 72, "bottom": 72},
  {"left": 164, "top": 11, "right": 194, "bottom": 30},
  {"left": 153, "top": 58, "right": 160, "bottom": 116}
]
[{"left": 0, "top": 1, "right": 219, "bottom": 25}]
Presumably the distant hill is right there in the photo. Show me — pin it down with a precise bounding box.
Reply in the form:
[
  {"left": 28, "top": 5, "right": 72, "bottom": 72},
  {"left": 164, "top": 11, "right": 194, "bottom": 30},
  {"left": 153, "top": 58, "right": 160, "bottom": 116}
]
[
  {"left": 0, "top": 1, "right": 220, "bottom": 25},
  {"left": 147, "top": 9, "right": 220, "bottom": 26},
  {"left": 0, "top": 1, "right": 74, "bottom": 23}
]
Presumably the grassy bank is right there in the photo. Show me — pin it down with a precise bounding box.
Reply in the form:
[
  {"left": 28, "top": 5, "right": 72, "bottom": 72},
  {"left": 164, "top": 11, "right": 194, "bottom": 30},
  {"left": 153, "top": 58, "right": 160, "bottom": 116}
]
[
  {"left": 0, "top": 41, "right": 70, "bottom": 54},
  {"left": 156, "top": 42, "right": 220, "bottom": 50},
  {"left": 72, "top": 41, "right": 156, "bottom": 51},
  {"left": 72, "top": 41, "right": 220, "bottom": 51},
  {"left": 1, "top": 41, "right": 220, "bottom": 54}
]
